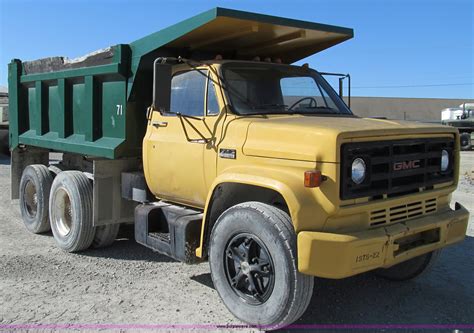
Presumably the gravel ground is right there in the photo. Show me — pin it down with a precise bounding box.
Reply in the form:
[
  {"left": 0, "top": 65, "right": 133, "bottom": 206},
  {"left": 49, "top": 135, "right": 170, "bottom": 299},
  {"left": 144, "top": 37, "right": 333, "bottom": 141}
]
[{"left": 0, "top": 153, "right": 473, "bottom": 331}]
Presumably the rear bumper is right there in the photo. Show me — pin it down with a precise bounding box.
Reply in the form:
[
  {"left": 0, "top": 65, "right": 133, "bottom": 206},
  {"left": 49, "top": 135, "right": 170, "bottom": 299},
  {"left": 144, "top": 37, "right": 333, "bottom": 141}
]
[{"left": 297, "top": 203, "right": 469, "bottom": 278}]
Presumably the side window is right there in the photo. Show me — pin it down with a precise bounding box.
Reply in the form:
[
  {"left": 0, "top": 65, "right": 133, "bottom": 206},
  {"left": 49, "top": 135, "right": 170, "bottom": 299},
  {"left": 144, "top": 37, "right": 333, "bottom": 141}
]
[
  {"left": 206, "top": 76, "right": 220, "bottom": 116},
  {"left": 170, "top": 70, "right": 208, "bottom": 116}
]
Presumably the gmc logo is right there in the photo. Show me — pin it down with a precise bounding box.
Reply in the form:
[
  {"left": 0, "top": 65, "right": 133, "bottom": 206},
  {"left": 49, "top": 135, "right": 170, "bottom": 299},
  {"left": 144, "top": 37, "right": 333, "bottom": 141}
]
[{"left": 393, "top": 160, "right": 421, "bottom": 171}]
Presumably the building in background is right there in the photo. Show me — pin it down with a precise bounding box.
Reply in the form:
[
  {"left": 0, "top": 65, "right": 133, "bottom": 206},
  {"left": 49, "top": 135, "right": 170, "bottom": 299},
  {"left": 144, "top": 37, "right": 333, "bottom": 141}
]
[
  {"left": 349, "top": 97, "right": 474, "bottom": 122},
  {"left": 0, "top": 86, "right": 7, "bottom": 124},
  {"left": 0, "top": 86, "right": 9, "bottom": 155}
]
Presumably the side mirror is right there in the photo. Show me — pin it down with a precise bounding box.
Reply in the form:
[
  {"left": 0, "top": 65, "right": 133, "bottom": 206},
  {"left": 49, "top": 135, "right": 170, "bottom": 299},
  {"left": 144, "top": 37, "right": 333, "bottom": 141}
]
[
  {"left": 338, "top": 74, "right": 351, "bottom": 108},
  {"left": 152, "top": 58, "right": 172, "bottom": 113}
]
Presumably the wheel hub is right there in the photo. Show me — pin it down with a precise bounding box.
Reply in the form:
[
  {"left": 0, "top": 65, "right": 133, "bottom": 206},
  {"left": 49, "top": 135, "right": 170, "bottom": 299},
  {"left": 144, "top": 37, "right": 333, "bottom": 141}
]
[
  {"left": 52, "top": 187, "right": 73, "bottom": 237},
  {"left": 224, "top": 233, "right": 275, "bottom": 305},
  {"left": 241, "top": 261, "right": 250, "bottom": 275},
  {"left": 23, "top": 180, "right": 38, "bottom": 218}
]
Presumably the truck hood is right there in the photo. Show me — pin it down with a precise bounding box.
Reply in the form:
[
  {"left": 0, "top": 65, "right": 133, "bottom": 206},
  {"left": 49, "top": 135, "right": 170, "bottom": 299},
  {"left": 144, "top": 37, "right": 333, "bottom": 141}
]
[{"left": 242, "top": 115, "right": 456, "bottom": 163}]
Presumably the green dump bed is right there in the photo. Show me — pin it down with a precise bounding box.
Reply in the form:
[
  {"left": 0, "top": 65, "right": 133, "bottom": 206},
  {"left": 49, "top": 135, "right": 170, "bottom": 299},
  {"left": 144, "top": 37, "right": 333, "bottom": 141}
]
[{"left": 8, "top": 8, "right": 353, "bottom": 159}]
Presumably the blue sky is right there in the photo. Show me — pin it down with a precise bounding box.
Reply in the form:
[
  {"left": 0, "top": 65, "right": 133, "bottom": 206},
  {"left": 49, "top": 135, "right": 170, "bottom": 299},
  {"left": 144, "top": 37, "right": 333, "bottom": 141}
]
[{"left": 0, "top": 0, "right": 472, "bottom": 98}]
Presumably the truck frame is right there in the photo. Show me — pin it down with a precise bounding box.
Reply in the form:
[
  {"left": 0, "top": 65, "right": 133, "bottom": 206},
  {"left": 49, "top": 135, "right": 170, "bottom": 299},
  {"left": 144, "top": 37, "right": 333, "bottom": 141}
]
[{"left": 8, "top": 8, "right": 469, "bottom": 329}]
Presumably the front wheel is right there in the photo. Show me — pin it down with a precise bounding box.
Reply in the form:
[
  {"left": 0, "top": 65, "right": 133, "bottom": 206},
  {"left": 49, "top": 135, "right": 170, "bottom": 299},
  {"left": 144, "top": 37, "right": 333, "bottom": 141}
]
[
  {"left": 374, "top": 250, "right": 440, "bottom": 281},
  {"left": 209, "top": 202, "right": 313, "bottom": 329}
]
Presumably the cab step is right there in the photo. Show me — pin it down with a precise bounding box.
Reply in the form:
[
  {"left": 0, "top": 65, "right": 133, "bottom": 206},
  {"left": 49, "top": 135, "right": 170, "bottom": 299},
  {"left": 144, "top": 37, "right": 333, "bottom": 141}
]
[{"left": 134, "top": 202, "right": 203, "bottom": 263}]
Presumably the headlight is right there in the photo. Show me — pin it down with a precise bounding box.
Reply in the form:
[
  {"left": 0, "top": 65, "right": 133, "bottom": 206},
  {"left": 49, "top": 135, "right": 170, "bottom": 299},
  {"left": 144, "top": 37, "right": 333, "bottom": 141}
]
[
  {"left": 441, "top": 150, "right": 449, "bottom": 172},
  {"left": 351, "top": 158, "right": 366, "bottom": 184}
]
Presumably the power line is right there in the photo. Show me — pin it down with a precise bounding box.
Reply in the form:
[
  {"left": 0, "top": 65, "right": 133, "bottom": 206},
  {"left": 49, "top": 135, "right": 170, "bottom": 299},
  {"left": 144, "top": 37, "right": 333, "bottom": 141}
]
[{"left": 352, "top": 82, "right": 474, "bottom": 89}]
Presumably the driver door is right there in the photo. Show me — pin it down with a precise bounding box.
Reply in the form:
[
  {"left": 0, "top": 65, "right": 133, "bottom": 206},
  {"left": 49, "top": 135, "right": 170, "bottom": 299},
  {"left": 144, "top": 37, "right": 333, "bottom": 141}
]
[{"left": 144, "top": 69, "right": 221, "bottom": 208}]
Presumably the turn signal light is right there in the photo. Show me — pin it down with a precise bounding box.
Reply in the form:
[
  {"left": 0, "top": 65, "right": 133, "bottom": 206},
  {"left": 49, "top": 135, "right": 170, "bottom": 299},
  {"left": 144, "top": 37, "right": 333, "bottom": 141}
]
[{"left": 304, "top": 170, "right": 323, "bottom": 188}]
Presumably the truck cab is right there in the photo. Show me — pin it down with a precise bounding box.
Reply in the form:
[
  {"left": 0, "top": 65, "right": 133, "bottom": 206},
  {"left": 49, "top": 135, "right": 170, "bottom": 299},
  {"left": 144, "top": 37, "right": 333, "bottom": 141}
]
[
  {"left": 141, "top": 56, "right": 468, "bottom": 253},
  {"left": 143, "top": 60, "right": 352, "bottom": 207}
]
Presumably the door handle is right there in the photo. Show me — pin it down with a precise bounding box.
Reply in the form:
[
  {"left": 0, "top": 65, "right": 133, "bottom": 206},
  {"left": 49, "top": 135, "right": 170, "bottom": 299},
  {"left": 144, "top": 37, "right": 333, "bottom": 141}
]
[{"left": 151, "top": 121, "right": 168, "bottom": 127}]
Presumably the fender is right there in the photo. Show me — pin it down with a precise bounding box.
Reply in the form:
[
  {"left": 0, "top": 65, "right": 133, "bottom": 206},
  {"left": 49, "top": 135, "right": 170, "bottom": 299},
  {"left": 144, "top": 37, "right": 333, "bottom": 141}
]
[{"left": 195, "top": 165, "right": 320, "bottom": 258}]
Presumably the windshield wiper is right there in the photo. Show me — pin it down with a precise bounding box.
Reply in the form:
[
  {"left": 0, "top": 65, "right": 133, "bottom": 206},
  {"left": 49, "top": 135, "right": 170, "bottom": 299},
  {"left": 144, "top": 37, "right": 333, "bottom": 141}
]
[
  {"left": 291, "top": 106, "right": 339, "bottom": 114},
  {"left": 253, "top": 104, "right": 288, "bottom": 110},
  {"left": 235, "top": 104, "right": 289, "bottom": 116},
  {"left": 238, "top": 111, "right": 290, "bottom": 116},
  {"left": 240, "top": 107, "right": 340, "bottom": 116}
]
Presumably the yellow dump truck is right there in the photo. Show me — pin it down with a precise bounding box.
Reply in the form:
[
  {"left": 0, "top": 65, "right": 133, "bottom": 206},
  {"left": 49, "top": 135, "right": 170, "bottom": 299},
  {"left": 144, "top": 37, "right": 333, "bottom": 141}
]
[{"left": 8, "top": 8, "right": 469, "bottom": 328}]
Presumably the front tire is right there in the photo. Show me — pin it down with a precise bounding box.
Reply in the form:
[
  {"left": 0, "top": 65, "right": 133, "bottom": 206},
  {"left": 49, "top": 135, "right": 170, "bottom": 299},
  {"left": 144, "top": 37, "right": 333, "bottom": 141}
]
[
  {"left": 209, "top": 202, "right": 313, "bottom": 329},
  {"left": 49, "top": 171, "right": 95, "bottom": 252},
  {"left": 19, "top": 164, "right": 53, "bottom": 234},
  {"left": 374, "top": 250, "right": 440, "bottom": 281}
]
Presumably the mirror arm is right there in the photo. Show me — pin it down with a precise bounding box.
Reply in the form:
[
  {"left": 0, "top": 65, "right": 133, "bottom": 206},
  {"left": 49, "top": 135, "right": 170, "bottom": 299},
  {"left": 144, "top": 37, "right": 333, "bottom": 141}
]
[
  {"left": 320, "top": 71, "right": 351, "bottom": 109},
  {"left": 175, "top": 112, "right": 202, "bottom": 121},
  {"left": 178, "top": 114, "right": 210, "bottom": 144}
]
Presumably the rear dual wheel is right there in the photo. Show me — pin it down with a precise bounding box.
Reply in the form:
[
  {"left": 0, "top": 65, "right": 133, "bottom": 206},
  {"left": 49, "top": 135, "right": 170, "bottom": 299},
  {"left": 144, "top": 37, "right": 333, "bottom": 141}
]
[
  {"left": 19, "top": 165, "right": 53, "bottom": 233},
  {"left": 49, "top": 171, "right": 95, "bottom": 252},
  {"left": 19, "top": 167, "right": 119, "bottom": 251},
  {"left": 93, "top": 223, "right": 120, "bottom": 248},
  {"left": 49, "top": 171, "right": 119, "bottom": 251}
]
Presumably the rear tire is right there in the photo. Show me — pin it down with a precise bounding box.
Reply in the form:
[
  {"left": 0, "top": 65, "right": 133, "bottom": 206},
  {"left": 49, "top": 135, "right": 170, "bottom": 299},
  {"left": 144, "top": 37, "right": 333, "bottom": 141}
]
[
  {"left": 49, "top": 171, "right": 95, "bottom": 252},
  {"left": 460, "top": 132, "right": 471, "bottom": 150},
  {"left": 92, "top": 224, "right": 120, "bottom": 248},
  {"left": 209, "top": 202, "right": 314, "bottom": 330},
  {"left": 374, "top": 250, "right": 440, "bottom": 281},
  {"left": 19, "top": 164, "right": 53, "bottom": 234}
]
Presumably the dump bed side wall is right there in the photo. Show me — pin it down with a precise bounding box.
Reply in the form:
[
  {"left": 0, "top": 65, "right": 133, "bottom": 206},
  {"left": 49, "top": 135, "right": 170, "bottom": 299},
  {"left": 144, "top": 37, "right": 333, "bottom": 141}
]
[{"left": 8, "top": 45, "right": 143, "bottom": 159}]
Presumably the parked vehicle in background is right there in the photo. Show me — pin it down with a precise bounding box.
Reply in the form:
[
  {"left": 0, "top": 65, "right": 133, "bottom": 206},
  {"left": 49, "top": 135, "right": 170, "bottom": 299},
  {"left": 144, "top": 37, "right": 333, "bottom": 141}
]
[
  {"left": 442, "top": 103, "right": 474, "bottom": 150},
  {"left": 8, "top": 8, "right": 470, "bottom": 329}
]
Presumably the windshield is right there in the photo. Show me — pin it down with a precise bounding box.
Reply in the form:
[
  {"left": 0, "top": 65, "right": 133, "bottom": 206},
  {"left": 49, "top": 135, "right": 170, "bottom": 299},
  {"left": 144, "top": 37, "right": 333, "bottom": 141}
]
[{"left": 222, "top": 63, "right": 352, "bottom": 116}]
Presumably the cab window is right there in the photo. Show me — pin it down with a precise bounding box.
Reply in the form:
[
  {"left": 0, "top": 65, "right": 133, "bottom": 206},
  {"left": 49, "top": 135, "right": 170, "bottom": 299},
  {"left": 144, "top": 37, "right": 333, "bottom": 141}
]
[
  {"left": 170, "top": 70, "right": 208, "bottom": 116},
  {"left": 207, "top": 76, "right": 220, "bottom": 116}
]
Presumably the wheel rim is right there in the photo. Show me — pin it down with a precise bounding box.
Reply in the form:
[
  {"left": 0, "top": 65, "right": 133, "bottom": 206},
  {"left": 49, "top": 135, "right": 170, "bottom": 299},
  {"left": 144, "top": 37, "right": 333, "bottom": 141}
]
[
  {"left": 23, "top": 180, "right": 38, "bottom": 218},
  {"left": 224, "top": 233, "right": 275, "bottom": 305},
  {"left": 52, "top": 187, "right": 73, "bottom": 237}
]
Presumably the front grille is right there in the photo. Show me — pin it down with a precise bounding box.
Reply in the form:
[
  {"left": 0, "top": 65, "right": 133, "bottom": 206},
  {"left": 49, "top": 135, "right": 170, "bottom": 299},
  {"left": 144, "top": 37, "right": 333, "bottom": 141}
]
[
  {"left": 341, "top": 138, "right": 455, "bottom": 200},
  {"left": 370, "top": 198, "right": 437, "bottom": 226}
]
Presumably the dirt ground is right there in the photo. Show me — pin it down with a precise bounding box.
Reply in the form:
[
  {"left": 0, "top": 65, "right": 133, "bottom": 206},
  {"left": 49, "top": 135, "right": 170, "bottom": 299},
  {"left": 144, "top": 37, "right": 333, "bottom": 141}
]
[{"left": 0, "top": 153, "right": 473, "bottom": 331}]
